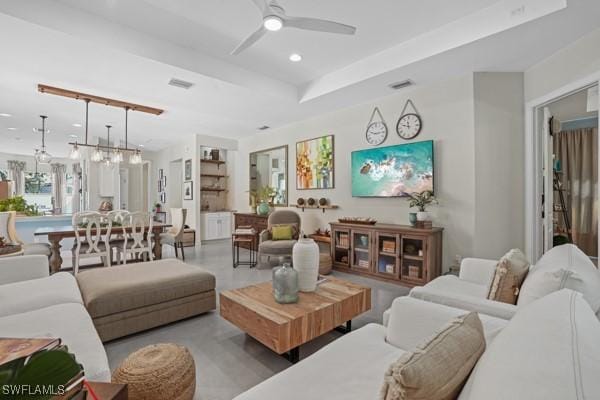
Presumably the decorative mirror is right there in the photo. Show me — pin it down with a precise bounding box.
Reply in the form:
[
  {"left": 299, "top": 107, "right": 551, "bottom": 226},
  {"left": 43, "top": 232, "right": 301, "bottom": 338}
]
[{"left": 249, "top": 145, "right": 288, "bottom": 207}]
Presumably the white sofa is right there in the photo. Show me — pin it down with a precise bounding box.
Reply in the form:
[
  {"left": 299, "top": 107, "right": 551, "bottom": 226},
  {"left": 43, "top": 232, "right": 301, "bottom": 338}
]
[
  {"left": 0, "top": 255, "right": 110, "bottom": 382},
  {"left": 407, "top": 244, "right": 600, "bottom": 320},
  {"left": 235, "top": 289, "right": 600, "bottom": 400}
]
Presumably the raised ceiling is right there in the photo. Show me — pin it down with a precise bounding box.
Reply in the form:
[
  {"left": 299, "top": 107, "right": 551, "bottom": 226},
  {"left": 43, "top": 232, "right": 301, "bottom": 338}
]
[{"left": 0, "top": 0, "right": 599, "bottom": 156}]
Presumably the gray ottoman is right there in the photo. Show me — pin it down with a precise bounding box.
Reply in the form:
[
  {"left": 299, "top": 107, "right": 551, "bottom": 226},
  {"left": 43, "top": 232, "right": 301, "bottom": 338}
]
[{"left": 76, "top": 259, "right": 216, "bottom": 342}]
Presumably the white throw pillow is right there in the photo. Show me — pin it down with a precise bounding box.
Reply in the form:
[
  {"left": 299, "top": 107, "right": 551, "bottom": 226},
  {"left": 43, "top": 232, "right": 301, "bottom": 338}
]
[
  {"left": 463, "top": 289, "right": 600, "bottom": 400},
  {"left": 534, "top": 244, "right": 600, "bottom": 313},
  {"left": 517, "top": 268, "right": 576, "bottom": 307}
]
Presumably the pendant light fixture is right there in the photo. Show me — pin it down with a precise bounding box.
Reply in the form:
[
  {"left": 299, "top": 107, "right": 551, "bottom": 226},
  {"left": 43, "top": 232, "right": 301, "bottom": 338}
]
[{"left": 34, "top": 115, "right": 52, "bottom": 164}]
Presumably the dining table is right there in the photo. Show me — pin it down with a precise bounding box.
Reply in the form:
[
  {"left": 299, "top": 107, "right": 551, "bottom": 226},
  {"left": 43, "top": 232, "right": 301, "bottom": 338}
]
[{"left": 34, "top": 222, "right": 171, "bottom": 274}]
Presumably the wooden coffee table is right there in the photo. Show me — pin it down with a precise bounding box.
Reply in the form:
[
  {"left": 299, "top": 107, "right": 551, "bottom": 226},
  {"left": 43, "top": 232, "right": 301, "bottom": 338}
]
[{"left": 220, "top": 276, "right": 371, "bottom": 363}]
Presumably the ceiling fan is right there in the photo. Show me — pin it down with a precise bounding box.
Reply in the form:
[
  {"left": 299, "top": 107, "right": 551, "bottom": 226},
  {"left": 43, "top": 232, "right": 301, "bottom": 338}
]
[{"left": 231, "top": 0, "right": 357, "bottom": 55}]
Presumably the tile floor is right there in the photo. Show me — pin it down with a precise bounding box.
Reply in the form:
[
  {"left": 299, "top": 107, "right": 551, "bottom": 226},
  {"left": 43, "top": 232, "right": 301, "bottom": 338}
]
[{"left": 104, "top": 240, "right": 409, "bottom": 400}]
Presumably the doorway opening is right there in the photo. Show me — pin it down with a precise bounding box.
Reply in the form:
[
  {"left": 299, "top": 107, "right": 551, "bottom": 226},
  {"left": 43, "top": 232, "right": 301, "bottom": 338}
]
[{"left": 537, "top": 84, "right": 598, "bottom": 263}]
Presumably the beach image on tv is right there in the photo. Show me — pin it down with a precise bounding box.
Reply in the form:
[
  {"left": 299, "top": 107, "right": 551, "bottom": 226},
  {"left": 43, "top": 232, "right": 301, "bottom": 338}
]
[{"left": 351, "top": 140, "right": 434, "bottom": 197}]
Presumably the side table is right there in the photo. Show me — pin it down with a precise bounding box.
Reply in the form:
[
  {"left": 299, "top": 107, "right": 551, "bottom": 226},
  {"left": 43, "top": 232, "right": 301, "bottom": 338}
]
[{"left": 232, "top": 231, "right": 257, "bottom": 268}]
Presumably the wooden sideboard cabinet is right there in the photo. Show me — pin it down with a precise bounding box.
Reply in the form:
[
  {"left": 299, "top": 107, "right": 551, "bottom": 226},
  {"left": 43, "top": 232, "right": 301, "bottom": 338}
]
[
  {"left": 233, "top": 212, "right": 268, "bottom": 249},
  {"left": 329, "top": 222, "right": 443, "bottom": 287}
]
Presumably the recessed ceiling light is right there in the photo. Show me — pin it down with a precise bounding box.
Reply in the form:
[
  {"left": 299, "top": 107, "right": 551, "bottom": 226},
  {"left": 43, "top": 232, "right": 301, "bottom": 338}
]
[
  {"left": 15, "top": 137, "right": 21, "bottom": 141},
  {"left": 7, "top": 127, "right": 17, "bottom": 131},
  {"left": 289, "top": 53, "right": 302, "bottom": 62},
  {"left": 138, "top": 144, "right": 145, "bottom": 148},
  {"left": 72, "top": 123, "right": 82, "bottom": 128},
  {"left": 0, "top": 113, "right": 11, "bottom": 117},
  {"left": 263, "top": 15, "right": 283, "bottom": 31},
  {"left": 69, "top": 134, "right": 78, "bottom": 139}
]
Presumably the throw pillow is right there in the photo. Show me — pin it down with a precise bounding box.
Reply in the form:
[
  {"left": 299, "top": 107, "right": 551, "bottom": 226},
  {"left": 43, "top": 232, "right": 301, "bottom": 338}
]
[
  {"left": 380, "top": 312, "right": 485, "bottom": 400},
  {"left": 271, "top": 225, "right": 293, "bottom": 240},
  {"left": 487, "top": 249, "right": 530, "bottom": 304},
  {"left": 516, "top": 268, "right": 576, "bottom": 307},
  {"left": 270, "top": 223, "right": 299, "bottom": 240}
]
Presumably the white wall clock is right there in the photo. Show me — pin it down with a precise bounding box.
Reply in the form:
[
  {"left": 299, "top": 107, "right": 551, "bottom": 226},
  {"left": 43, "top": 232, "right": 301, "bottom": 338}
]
[
  {"left": 365, "top": 107, "right": 388, "bottom": 146},
  {"left": 396, "top": 100, "right": 423, "bottom": 140}
]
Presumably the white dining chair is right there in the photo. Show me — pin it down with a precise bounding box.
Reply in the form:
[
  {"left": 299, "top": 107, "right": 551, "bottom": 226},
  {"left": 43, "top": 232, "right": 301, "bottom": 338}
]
[
  {"left": 115, "top": 211, "right": 153, "bottom": 264},
  {"left": 106, "top": 210, "right": 130, "bottom": 264},
  {"left": 72, "top": 211, "right": 112, "bottom": 274},
  {"left": 160, "top": 208, "right": 187, "bottom": 260}
]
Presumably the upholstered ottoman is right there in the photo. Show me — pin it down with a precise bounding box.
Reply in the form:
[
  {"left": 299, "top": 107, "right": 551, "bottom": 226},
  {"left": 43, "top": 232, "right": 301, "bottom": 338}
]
[{"left": 76, "top": 259, "right": 216, "bottom": 342}]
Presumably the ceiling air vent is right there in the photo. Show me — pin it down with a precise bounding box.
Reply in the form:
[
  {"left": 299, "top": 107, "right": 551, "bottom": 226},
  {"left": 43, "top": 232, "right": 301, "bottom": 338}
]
[
  {"left": 258, "top": 125, "right": 270, "bottom": 131},
  {"left": 389, "top": 80, "right": 414, "bottom": 90},
  {"left": 168, "top": 78, "right": 194, "bottom": 89}
]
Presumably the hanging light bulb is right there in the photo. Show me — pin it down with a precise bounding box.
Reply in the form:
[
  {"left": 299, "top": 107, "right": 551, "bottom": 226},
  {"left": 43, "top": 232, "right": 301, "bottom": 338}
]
[
  {"left": 111, "top": 149, "right": 123, "bottom": 164},
  {"left": 91, "top": 145, "right": 103, "bottom": 162},
  {"left": 34, "top": 115, "right": 53, "bottom": 164},
  {"left": 69, "top": 142, "right": 81, "bottom": 160},
  {"left": 129, "top": 149, "right": 142, "bottom": 165}
]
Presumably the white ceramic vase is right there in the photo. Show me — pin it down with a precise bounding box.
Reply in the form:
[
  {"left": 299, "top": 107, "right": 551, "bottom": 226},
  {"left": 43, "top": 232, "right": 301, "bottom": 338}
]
[
  {"left": 416, "top": 211, "right": 430, "bottom": 221},
  {"left": 293, "top": 238, "right": 319, "bottom": 292}
]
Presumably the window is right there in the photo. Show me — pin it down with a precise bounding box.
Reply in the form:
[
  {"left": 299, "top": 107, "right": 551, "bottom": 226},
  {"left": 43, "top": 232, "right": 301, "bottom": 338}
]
[
  {"left": 64, "top": 173, "right": 74, "bottom": 214},
  {"left": 24, "top": 172, "right": 52, "bottom": 212}
]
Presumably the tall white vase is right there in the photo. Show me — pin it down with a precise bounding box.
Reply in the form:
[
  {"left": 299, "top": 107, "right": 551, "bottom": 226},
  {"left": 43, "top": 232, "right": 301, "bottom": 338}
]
[{"left": 293, "top": 238, "right": 319, "bottom": 292}]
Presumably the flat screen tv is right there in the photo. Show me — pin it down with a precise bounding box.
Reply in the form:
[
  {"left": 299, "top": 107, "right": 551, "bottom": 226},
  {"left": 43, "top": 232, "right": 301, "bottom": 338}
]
[{"left": 351, "top": 140, "right": 434, "bottom": 197}]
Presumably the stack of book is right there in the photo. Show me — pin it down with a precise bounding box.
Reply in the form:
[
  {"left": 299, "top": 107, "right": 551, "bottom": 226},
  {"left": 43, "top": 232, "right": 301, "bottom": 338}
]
[
  {"left": 382, "top": 240, "right": 396, "bottom": 253},
  {"left": 0, "top": 338, "right": 86, "bottom": 400},
  {"left": 337, "top": 233, "right": 349, "bottom": 248}
]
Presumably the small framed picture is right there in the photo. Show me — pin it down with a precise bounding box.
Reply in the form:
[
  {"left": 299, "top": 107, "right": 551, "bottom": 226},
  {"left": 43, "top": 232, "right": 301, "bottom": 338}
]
[
  {"left": 183, "top": 181, "right": 193, "bottom": 200},
  {"left": 159, "top": 169, "right": 164, "bottom": 179},
  {"left": 160, "top": 192, "right": 166, "bottom": 203},
  {"left": 184, "top": 159, "right": 192, "bottom": 181},
  {"left": 158, "top": 180, "right": 163, "bottom": 192}
]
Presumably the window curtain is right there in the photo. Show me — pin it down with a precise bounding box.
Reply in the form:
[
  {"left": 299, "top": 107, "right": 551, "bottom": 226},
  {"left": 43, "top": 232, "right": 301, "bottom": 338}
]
[
  {"left": 72, "top": 163, "right": 81, "bottom": 213},
  {"left": 7, "top": 160, "right": 26, "bottom": 196},
  {"left": 553, "top": 128, "right": 598, "bottom": 257},
  {"left": 50, "top": 163, "right": 66, "bottom": 214}
]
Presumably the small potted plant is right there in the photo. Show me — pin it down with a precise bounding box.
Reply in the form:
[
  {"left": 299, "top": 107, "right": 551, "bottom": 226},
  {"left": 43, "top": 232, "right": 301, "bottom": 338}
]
[
  {"left": 406, "top": 190, "right": 438, "bottom": 221},
  {"left": 154, "top": 202, "right": 162, "bottom": 213},
  {"left": 256, "top": 186, "right": 277, "bottom": 215}
]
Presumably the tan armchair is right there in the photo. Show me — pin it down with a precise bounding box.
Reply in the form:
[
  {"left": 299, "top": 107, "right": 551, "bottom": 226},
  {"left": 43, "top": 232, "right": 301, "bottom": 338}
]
[{"left": 257, "top": 210, "right": 301, "bottom": 268}]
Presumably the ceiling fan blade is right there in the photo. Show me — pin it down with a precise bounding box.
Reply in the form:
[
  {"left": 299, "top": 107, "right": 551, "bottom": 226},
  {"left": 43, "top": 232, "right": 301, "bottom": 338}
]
[
  {"left": 284, "top": 16, "right": 356, "bottom": 35},
  {"left": 231, "top": 26, "right": 267, "bottom": 55}
]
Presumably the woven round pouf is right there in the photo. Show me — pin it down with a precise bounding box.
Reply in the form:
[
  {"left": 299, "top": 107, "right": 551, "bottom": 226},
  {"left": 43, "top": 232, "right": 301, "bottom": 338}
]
[{"left": 112, "top": 343, "right": 195, "bottom": 400}]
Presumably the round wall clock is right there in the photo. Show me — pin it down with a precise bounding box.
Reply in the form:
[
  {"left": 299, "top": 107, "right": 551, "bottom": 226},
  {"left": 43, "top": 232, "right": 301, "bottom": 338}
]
[
  {"left": 365, "top": 107, "right": 388, "bottom": 146},
  {"left": 396, "top": 99, "right": 423, "bottom": 140},
  {"left": 396, "top": 113, "right": 422, "bottom": 140}
]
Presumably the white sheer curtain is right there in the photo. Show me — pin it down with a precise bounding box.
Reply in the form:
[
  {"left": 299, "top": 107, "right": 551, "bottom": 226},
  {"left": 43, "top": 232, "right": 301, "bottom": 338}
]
[
  {"left": 51, "top": 163, "right": 66, "bottom": 214},
  {"left": 7, "top": 160, "right": 26, "bottom": 196}
]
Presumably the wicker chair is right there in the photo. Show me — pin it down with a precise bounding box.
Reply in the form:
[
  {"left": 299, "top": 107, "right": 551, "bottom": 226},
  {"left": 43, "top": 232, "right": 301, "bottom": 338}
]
[{"left": 257, "top": 210, "right": 301, "bottom": 268}]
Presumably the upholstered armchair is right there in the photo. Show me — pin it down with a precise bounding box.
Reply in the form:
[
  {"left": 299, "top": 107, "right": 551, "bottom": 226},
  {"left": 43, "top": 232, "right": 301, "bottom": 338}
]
[
  {"left": 257, "top": 210, "right": 301, "bottom": 268},
  {"left": 160, "top": 208, "right": 187, "bottom": 260}
]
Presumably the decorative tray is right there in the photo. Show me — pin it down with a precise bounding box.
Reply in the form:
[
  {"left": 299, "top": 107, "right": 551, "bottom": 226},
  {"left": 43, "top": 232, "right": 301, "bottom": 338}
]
[{"left": 337, "top": 218, "right": 377, "bottom": 225}]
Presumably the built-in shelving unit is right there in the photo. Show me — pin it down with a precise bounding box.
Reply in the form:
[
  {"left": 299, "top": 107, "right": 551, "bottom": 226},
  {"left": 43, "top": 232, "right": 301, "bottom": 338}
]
[
  {"left": 330, "top": 222, "right": 443, "bottom": 287},
  {"left": 200, "top": 148, "right": 229, "bottom": 209}
]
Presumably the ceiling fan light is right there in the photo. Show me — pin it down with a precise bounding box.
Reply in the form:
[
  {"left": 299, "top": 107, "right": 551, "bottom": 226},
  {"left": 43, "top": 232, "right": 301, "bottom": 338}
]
[{"left": 263, "top": 15, "right": 283, "bottom": 31}]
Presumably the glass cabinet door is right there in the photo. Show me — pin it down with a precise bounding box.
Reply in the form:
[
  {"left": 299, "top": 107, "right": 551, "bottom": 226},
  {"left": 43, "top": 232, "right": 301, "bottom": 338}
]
[
  {"left": 375, "top": 232, "right": 399, "bottom": 277},
  {"left": 401, "top": 236, "right": 426, "bottom": 283},
  {"left": 332, "top": 228, "right": 350, "bottom": 267},
  {"left": 351, "top": 230, "right": 372, "bottom": 271}
]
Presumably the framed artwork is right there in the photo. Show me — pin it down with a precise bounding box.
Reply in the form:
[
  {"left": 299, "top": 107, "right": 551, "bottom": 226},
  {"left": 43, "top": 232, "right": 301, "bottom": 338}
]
[
  {"left": 160, "top": 192, "right": 166, "bottom": 203},
  {"left": 296, "top": 134, "right": 334, "bottom": 189},
  {"left": 183, "top": 181, "right": 193, "bottom": 200},
  {"left": 351, "top": 140, "right": 434, "bottom": 197},
  {"left": 184, "top": 159, "right": 192, "bottom": 180},
  {"left": 159, "top": 169, "right": 163, "bottom": 179},
  {"left": 158, "top": 180, "right": 163, "bottom": 192}
]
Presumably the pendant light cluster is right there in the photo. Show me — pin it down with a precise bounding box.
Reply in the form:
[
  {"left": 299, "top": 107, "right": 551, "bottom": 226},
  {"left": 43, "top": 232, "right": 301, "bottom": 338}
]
[
  {"left": 34, "top": 115, "right": 52, "bottom": 164},
  {"left": 69, "top": 101, "right": 143, "bottom": 166}
]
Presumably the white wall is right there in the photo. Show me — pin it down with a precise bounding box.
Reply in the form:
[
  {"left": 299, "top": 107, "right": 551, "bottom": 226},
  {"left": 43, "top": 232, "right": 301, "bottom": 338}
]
[
  {"left": 235, "top": 75, "right": 478, "bottom": 269},
  {"left": 473, "top": 72, "right": 525, "bottom": 258},
  {"left": 525, "top": 27, "right": 600, "bottom": 102}
]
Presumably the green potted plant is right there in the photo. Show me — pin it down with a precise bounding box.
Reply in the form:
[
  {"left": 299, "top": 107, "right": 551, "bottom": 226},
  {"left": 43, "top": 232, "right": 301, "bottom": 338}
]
[
  {"left": 154, "top": 202, "right": 162, "bottom": 213},
  {"left": 0, "top": 196, "right": 40, "bottom": 216},
  {"left": 406, "top": 190, "right": 438, "bottom": 222},
  {"left": 256, "top": 186, "right": 276, "bottom": 216}
]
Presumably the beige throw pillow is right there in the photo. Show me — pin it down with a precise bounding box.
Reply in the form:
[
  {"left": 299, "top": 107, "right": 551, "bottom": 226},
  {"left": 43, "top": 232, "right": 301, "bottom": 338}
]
[
  {"left": 487, "top": 249, "right": 530, "bottom": 304},
  {"left": 380, "top": 312, "right": 485, "bottom": 400}
]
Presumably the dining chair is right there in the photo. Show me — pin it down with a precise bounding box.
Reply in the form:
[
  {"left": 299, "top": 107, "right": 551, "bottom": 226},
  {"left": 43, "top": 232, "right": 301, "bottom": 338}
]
[
  {"left": 0, "top": 211, "right": 51, "bottom": 257},
  {"left": 115, "top": 211, "right": 154, "bottom": 264},
  {"left": 106, "top": 210, "right": 130, "bottom": 264},
  {"left": 72, "top": 211, "right": 112, "bottom": 274},
  {"left": 160, "top": 208, "right": 187, "bottom": 260}
]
